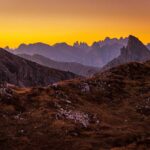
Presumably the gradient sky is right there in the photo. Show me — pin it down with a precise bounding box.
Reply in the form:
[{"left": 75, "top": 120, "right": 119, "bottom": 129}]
[{"left": 0, "top": 0, "right": 150, "bottom": 48}]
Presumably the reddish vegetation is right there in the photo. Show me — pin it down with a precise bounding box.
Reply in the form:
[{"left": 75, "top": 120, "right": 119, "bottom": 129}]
[{"left": 0, "top": 61, "right": 150, "bottom": 150}]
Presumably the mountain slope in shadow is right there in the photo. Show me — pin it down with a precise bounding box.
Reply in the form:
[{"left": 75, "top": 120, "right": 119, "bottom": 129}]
[
  {"left": 18, "top": 54, "right": 99, "bottom": 77},
  {"left": 0, "top": 48, "right": 78, "bottom": 87}
]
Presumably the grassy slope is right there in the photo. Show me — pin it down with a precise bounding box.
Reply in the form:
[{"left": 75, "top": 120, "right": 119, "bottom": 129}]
[{"left": 0, "top": 61, "right": 150, "bottom": 150}]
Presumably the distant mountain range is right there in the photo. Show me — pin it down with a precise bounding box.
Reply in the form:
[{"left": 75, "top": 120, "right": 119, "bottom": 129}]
[
  {"left": 18, "top": 54, "right": 99, "bottom": 77},
  {"left": 7, "top": 37, "right": 129, "bottom": 67},
  {"left": 102, "top": 35, "right": 150, "bottom": 70},
  {"left": 84, "top": 41, "right": 126, "bottom": 67},
  {"left": 0, "top": 48, "right": 78, "bottom": 87}
]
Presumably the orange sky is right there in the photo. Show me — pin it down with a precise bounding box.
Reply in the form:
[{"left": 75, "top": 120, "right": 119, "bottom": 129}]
[{"left": 0, "top": 0, "right": 150, "bottom": 48}]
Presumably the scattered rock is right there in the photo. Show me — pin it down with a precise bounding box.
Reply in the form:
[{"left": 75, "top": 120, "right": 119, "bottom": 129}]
[
  {"left": 80, "top": 83, "right": 90, "bottom": 93},
  {"left": 56, "top": 109, "right": 100, "bottom": 128}
]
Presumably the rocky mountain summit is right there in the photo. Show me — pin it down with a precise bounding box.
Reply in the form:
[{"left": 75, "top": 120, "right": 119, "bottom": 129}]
[{"left": 103, "top": 35, "right": 150, "bottom": 70}]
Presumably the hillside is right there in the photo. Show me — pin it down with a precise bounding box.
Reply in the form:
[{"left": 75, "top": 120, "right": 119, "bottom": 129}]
[
  {"left": 0, "top": 48, "right": 78, "bottom": 87},
  {"left": 0, "top": 60, "right": 150, "bottom": 149},
  {"left": 18, "top": 54, "right": 99, "bottom": 77}
]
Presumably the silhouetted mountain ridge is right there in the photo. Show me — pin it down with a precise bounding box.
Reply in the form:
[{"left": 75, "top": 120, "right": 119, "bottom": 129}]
[
  {"left": 102, "top": 35, "right": 150, "bottom": 70},
  {"left": 7, "top": 37, "right": 129, "bottom": 67}
]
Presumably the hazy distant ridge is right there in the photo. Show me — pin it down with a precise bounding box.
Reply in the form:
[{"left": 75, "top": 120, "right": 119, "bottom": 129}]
[{"left": 7, "top": 37, "right": 128, "bottom": 67}]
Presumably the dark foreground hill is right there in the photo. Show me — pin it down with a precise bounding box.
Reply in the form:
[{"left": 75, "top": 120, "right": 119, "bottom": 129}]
[
  {"left": 0, "top": 48, "right": 78, "bottom": 87},
  {"left": 18, "top": 54, "right": 99, "bottom": 77},
  {"left": 0, "top": 60, "right": 150, "bottom": 149}
]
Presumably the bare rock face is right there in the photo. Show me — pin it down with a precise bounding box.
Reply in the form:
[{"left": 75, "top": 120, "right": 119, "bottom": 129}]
[
  {"left": 0, "top": 48, "right": 78, "bottom": 87},
  {"left": 80, "top": 83, "right": 90, "bottom": 93},
  {"left": 147, "top": 43, "right": 150, "bottom": 50},
  {"left": 102, "top": 35, "right": 150, "bottom": 71},
  {"left": 121, "top": 35, "right": 150, "bottom": 61}
]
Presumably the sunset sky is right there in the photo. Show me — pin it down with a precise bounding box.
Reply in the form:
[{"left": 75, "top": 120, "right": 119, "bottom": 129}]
[{"left": 0, "top": 0, "right": 150, "bottom": 48}]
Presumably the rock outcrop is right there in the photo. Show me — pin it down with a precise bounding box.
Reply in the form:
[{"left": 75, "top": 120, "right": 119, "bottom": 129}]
[{"left": 102, "top": 35, "right": 150, "bottom": 71}]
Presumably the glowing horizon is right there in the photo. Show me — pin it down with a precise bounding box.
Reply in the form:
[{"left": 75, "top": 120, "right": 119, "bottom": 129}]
[{"left": 0, "top": 0, "right": 150, "bottom": 48}]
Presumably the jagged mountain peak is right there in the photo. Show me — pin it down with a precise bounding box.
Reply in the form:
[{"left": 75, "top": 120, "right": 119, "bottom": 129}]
[
  {"left": 120, "top": 35, "right": 150, "bottom": 59},
  {"left": 73, "top": 41, "right": 89, "bottom": 49},
  {"left": 127, "top": 35, "right": 148, "bottom": 51},
  {"left": 102, "top": 35, "right": 150, "bottom": 71},
  {"left": 92, "top": 42, "right": 100, "bottom": 49}
]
